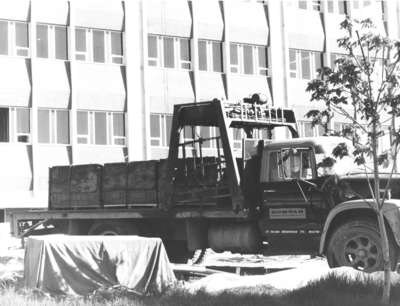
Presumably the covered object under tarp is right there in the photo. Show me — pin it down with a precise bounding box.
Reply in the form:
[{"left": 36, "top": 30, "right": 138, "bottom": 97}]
[{"left": 24, "top": 235, "right": 176, "bottom": 296}]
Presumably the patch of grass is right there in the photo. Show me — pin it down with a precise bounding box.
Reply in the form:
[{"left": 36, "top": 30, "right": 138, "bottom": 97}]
[{"left": 1, "top": 274, "right": 400, "bottom": 306}]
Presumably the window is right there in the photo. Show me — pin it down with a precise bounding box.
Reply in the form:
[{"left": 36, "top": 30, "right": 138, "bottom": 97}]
[
  {"left": 289, "top": 49, "right": 322, "bottom": 80},
  {"left": 298, "top": 121, "right": 325, "bottom": 137},
  {"left": 15, "top": 22, "right": 29, "bottom": 56},
  {"left": 0, "top": 107, "right": 30, "bottom": 143},
  {"left": 0, "top": 20, "right": 29, "bottom": 57},
  {"left": 75, "top": 28, "right": 124, "bottom": 64},
  {"left": 230, "top": 43, "right": 269, "bottom": 76},
  {"left": 327, "top": 0, "right": 348, "bottom": 14},
  {"left": 38, "top": 109, "right": 69, "bottom": 144},
  {"left": 92, "top": 30, "right": 105, "bottom": 63},
  {"left": 298, "top": 0, "right": 321, "bottom": 11},
  {"left": 338, "top": 1, "right": 347, "bottom": 14},
  {"left": 150, "top": 113, "right": 172, "bottom": 147},
  {"left": 269, "top": 148, "right": 313, "bottom": 181},
  {"left": 36, "top": 24, "right": 68, "bottom": 60},
  {"left": 77, "top": 111, "right": 125, "bottom": 145},
  {"left": 352, "top": 0, "right": 372, "bottom": 10},
  {"left": 198, "top": 40, "right": 223, "bottom": 72},
  {"left": 233, "top": 128, "right": 243, "bottom": 149},
  {"left": 147, "top": 35, "right": 191, "bottom": 70}
]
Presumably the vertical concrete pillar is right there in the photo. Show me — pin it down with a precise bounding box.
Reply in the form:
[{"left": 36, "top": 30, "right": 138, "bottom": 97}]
[
  {"left": 221, "top": 0, "right": 231, "bottom": 100},
  {"left": 125, "top": 0, "right": 147, "bottom": 161},
  {"left": 69, "top": 0, "right": 78, "bottom": 164},
  {"left": 191, "top": 0, "right": 200, "bottom": 102},
  {"left": 30, "top": 0, "right": 39, "bottom": 195}
]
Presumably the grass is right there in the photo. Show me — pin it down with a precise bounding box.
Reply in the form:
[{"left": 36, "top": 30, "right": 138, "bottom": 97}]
[{"left": 1, "top": 274, "right": 400, "bottom": 306}]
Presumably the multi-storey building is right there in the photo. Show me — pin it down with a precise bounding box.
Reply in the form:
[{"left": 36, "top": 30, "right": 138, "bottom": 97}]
[{"left": 0, "top": 0, "right": 398, "bottom": 217}]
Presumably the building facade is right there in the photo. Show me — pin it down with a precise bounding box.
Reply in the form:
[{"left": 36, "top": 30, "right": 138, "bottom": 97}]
[{"left": 0, "top": 0, "right": 398, "bottom": 213}]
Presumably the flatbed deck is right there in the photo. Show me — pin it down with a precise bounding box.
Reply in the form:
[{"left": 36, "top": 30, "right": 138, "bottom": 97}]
[{"left": 7, "top": 206, "right": 250, "bottom": 236}]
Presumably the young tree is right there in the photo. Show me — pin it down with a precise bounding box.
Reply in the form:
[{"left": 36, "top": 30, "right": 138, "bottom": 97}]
[{"left": 306, "top": 17, "right": 400, "bottom": 304}]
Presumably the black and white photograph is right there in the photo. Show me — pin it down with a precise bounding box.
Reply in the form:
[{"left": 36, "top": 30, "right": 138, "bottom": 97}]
[{"left": 1, "top": 0, "right": 400, "bottom": 305}]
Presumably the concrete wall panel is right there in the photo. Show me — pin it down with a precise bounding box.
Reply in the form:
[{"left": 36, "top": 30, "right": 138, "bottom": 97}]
[
  {"left": 74, "top": 63, "right": 126, "bottom": 111},
  {"left": 198, "top": 72, "right": 226, "bottom": 101},
  {"left": 35, "top": 60, "right": 70, "bottom": 108},
  {"left": 73, "top": 0, "right": 124, "bottom": 31},
  {"left": 0, "top": 58, "right": 31, "bottom": 107},
  {"left": 0, "top": 144, "right": 32, "bottom": 192},
  {"left": 149, "top": 70, "right": 194, "bottom": 113},
  {"left": 0, "top": 0, "right": 30, "bottom": 21},
  {"left": 35, "top": 0, "right": 69, "bottom": 25},
  {"left": 325, "top": 14, "right": 347, "bottom": 53},
  {"left": 36, "top": 145, "right": 70, "bottom": 190},
  {"left": 197, "top": 0, "right": 223, "bottom": 40},
  {"left": 147, "top": 0, "right": 192, "bottom": 37},
  {"left": 228, "top": 2, "right": 268, "bottom": 45},
  {"left": 74, "top": 146, "right": 125, "bottom": 164},
  {"left": 287, "top": 79, "right": 312, "bottom": 110},
  {"left": 287, "top": 9, "right": 324, "bottom": 51},
  {"left": 230, "top": 75, "right": 271, "bottom": 102}
]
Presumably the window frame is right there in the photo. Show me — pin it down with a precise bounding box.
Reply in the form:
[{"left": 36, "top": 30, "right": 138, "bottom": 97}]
[
  {"left": 298, "top": 120, "right": 326, "bottom": 137},
  {"left": 229, "top": 43, "right": 269, "bottom": 76},
  {"left": 0, "top": 107, "right": 31, "bottom": 143},
  {"left": 198, "top": 39, "right": 223, "bottom": 73},
  {"left": 77, "top": 110, "right": 126, "bottom": 146},
  {"left": 0, "top": 19, "right": 30, "bottom": 58},
  {"left": 36, "top": 23, "right": 68, "bottom": 60},
  {"left": 74, "top": 27, "right": 124, "bottom": 64},
  {"left": 37, "top": 108, "right": 70, "bottom": 144},
  {"left": 289, "top": 49, "right": 322, "bottom": 80},
  {"left": 147, "top": 34, "right": 192, "bottom": 70},
  {"left": 298, "top": 0, "right": 321, "bottom": 11},
  {"left": 150, "top": 113, "right": 173, "bottom": 148}
]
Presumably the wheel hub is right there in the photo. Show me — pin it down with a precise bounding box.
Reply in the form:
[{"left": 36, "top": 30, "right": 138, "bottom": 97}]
[
  {"left": 357, "top": 249, "right": 367, "bottom": 258},
  {"left": 344, "top": 235, "right": 379, "bottom": 271}
]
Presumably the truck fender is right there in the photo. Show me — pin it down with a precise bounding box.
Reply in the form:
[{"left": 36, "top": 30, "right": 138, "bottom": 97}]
[{"left": 319, "top": 199, "right": 400, "bottom": 255}]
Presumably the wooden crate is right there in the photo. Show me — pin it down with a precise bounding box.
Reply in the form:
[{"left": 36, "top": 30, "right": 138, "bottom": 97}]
[
  {"left": 49, "top": 165, "right": 71, "bottom": 209},
  {"left": 128, "top": 160, "right": 158, "bottom": 190},
  {"left": 102, "top": 162, "right": 128, "bottom": 206},
  {"left": 70, "top": 164, "right": 102, "bottom": 208}
]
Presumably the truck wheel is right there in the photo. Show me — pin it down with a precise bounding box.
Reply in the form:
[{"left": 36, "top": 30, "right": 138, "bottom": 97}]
[
  {"left": 88, "top": 221, "right": 139, "bottom": 235},
  {"left": 326, "top": 219, "right": 397, "bottom": 272}
]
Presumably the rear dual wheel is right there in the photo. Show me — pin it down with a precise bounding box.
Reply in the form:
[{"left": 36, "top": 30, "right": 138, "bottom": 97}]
[
  {"left": 88, "top": 221, "right": 139, "bottom": 236},
  {"left": 327, "top": 219, "right": 398, "bottom": 272},
  {"left": 88, "top": 221, "right": 206, "bottom": 264}
]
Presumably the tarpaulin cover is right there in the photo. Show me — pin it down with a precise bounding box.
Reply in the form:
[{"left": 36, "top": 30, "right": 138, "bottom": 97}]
[{"left": 24, "top": 235, "right": 176, "bottom": 296}]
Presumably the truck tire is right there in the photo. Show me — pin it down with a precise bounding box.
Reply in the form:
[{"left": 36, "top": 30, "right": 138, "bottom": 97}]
[
  {"left": 326, "top": 219, "right": 398, "bottom": 272},
  {"left": 88, "top": 221, "right": 139, "bottom": 236}
]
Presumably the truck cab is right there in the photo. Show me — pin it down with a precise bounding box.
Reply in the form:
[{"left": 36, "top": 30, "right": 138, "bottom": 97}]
[{"left": 256, "top": 137, "right": 347, "bottom": 254}]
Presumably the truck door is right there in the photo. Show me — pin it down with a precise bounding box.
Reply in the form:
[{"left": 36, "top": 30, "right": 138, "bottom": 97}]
[{"left": 259, "top": 147, "right": 325, "bottom": 254}]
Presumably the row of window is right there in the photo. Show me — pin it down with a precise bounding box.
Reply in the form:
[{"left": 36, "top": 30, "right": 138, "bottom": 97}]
[
  {"left": 147, "top": 40, "right": 322, "bottom": 80},
  {"left": 298, "top": 0, "right": 373, "bottom": 14},
  {"left": 147, "top": 35, "right": 269, "bottom": 76},
  {"left": 0, "top": 19, "right": 124, "bottom": 64},
  {"left": 0, "top": 108, "right": 126, "bottom": 146},
  {"left": 150, "top": 113, "right": 267, "bottom": 150}
]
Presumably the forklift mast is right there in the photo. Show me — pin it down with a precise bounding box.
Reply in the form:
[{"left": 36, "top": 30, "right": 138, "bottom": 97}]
[{"left": 162, "top": 96, "right": 298, "bottom": 211}]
